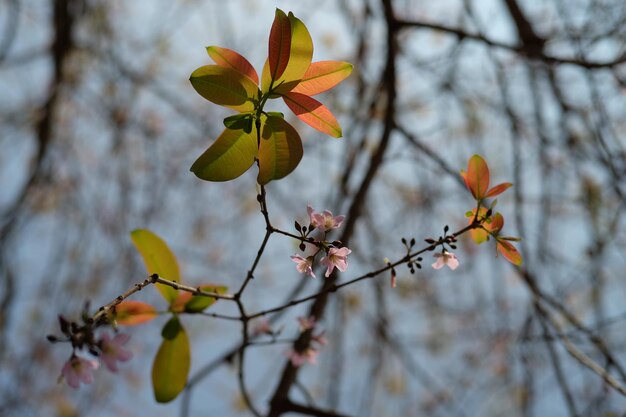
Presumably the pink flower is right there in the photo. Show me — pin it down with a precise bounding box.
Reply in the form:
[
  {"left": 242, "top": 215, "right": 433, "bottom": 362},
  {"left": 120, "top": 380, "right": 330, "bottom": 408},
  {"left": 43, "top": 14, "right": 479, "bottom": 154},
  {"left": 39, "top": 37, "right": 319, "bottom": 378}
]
[
  {"left": 312, "top": 331, "right": 328, "bottom": 346},
  {"left": 62, "top": 355, "right": 99, "bottom": 389},
  {"left": 286, "top": 347, "right": 319, "bottom": 367},
  {"left": 99, "top": 333, "right": 133, "bottom": 372},
  {"left": 252, "top": 318, "right": 273, "bottom": 336},
  {"left": 291, "top": 255, "right": 316, "bottom": 278},
  {"left": 431, "top": 251, "right": 459, "bottom": 270},
  {"left": 307, "top": 205, "right": 345, "bottom": 232},
  {"left": 298, "top": 316, "right": 317, "bottom": 332},
  {"left": 320, "top": 247, "right": 352, "bottom": 277}
]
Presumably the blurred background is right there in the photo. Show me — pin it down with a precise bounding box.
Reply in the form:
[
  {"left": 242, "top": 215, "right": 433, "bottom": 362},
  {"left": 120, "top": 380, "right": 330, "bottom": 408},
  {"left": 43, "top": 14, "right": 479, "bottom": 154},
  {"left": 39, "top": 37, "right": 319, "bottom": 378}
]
[{"left": 2, "top": 0, "right": 626, "bottom": 416}]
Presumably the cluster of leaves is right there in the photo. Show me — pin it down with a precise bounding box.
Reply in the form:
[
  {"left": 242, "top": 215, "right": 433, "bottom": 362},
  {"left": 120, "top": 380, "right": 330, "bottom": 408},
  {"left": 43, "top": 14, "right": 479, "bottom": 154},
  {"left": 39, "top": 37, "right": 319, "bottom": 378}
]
[
  {"left": 189, "top": 9, "right": 353, "bottom": 185},
  {"left": 115, "top": 229, "right": 227, "bottom": 403},
  {"left": 461, "top": 155, "right": 522, "bottom": 265}
]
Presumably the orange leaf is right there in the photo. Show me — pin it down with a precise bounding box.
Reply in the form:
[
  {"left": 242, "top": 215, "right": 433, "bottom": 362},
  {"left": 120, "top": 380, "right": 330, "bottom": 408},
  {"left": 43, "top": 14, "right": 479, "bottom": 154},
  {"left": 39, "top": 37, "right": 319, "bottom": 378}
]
[
  {"left": 282, "top": 92, "right": 342, "bottom": 137},
  {"left": 206, "top": 46, "right": 259, "bottom": 85},
  {"left": 485, "top": 182, "right": 512, "bottom": 198},
  {"left": 290, "top": 61, "right": 353, "bottom": 96},
  {"left": 462, "top": 155, "right": 490, "bottom": 200},
  {"left": 497, "top": 239, "right": 523, "bottom": 266},
  {"left": 268, "top": 9, "right": 291, "bottom": 82},
  {"left": 490, "top": 212, "right": 504, "bottom": 233},
  {"left": 113, "top": 301, "right": 158, "bottom": 326}
]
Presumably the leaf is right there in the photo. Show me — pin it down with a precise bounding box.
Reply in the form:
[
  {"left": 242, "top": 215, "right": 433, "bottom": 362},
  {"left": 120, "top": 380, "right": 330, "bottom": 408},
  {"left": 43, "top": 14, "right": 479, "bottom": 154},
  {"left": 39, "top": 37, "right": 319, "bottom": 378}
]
[
  {"left": 257, "top": 116, "right": 303, "bottom": 185},
  {"left": 289, "top": 61, "right": 353, "bottom": 96},
  {"left": 467, "top": 207, "right": 490, "bottom": 244},
  {"left": 189, "top": 65, "right": 258, "bottom": 112},
  {"left": 112, "top": 301, "right": 158, "bottom": 326},
  {"left": 170, "top": 285, "right": 229, "bottom": 313},
  {"left": 190, "top": 127, "right": 258, "bottom": 182},
  {"left": 461, "top": 155, "right": 490, "bottom": 200},
  {"left": 206, "top": 46, "right": 259, "bottom": 84},
  {"left": 485, "top": 182, "right": 513, "bottom": 198},
  {"left": 490, "top": 212, "right": 504, "bottom": 233},
  {"left": 130, "top": 229, "right": 180, "bottom": 303},
  {"left": 497, "top": 239, "right": 523, "bottom": 266},
  {"left": 261, "top": 59, "right": 272, "bottom": 93},
  {"left": 268, "top": 9, "right": 291, "bottom": 82},
  {"left": 282, "top": 92, "right": 342, "bottom": 137},
  {"left": 152, "top": 317, "right": 191, "bottom": 403},
  {"left": 223, "top": 114, "right": 253, "bottom": 131},
  {"left": 278, "top": 12, "right": 313, "bottom": 86}
]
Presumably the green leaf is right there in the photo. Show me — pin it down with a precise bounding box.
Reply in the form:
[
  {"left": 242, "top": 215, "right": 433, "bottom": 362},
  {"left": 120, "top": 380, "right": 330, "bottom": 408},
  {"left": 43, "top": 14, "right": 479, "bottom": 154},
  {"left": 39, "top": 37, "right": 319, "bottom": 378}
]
[
  {"left": 152, "top": 317, "right": 190, "bottom": 403},
  {"left": 289, "top": 61, "right": 353, "bottom": 96},
  {"left": 130, "top": 229, "right": 180, "bottom": 303},
  {"left": 191, "top": 127, "right": 258, "bottom": 182},
  {"left": 223, "top": 114, "right": 252, "bottom": 130},
  {"left": 282, "top": 92, "right": 342, "bottom": 137},
  {"left": 206, "top": 46, "right": 259, "bottom": 84},
  {"left": 257, "top": 116, "right": 303, "bottom": 185},
  {"left": 184, "top": 285, "right": 228, "bottom": 313},
  {"left": 189, "top": 65, "right": 258, "bottom": 112}
]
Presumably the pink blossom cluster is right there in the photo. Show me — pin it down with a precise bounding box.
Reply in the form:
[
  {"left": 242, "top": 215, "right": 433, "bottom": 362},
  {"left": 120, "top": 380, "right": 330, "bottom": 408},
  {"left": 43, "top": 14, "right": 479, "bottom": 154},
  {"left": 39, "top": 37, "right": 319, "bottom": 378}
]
[
  {"left": 287, "top": 316, "right": 328, "bottom": 367},
  {"left": 61, "top": 332, "right": 132, "bottom": 389},
  {"left": 291, "top": 206, "right": 351, "bottom": 279}
]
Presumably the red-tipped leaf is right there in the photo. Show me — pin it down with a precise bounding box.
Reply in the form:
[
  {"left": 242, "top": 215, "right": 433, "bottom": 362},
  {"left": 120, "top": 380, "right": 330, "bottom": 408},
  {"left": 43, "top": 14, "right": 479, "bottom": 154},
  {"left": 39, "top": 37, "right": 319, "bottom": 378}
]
[
  {"left": 268, "top": 9, "right": 291, "bottom": 82},
  {"left": 206, "top": 46, "right": 259, "bottom": 84},
  {"left": 282, "top": 92, "right": 342, "bottom": 137}
]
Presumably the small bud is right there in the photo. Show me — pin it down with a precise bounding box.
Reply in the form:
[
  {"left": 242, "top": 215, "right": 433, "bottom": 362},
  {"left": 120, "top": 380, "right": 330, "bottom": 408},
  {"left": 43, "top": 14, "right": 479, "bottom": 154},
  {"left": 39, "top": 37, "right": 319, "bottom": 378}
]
[
  {"left": 444, "top": 225, "right": 449, "bottom": 233},
  {"left": 59, "top": 316, "right": 70, "bottom": 335},
  {"left": 294, "top": 221, "right": 302, "bottom": 232},
  {"left": 401, "top": 238, "right": 407, "bottom": 245},
  {"left": 410, "top": 238, "right": 416, "bottom": 247},
  {"left": 424, "top": 238, "right": 435, "bottom": 244},
  {"left": 46, "top": 335, "right": 58, "bottom": 343},
  {"left": 299, "top": 242, "right": 306, "bottom": 252}
]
